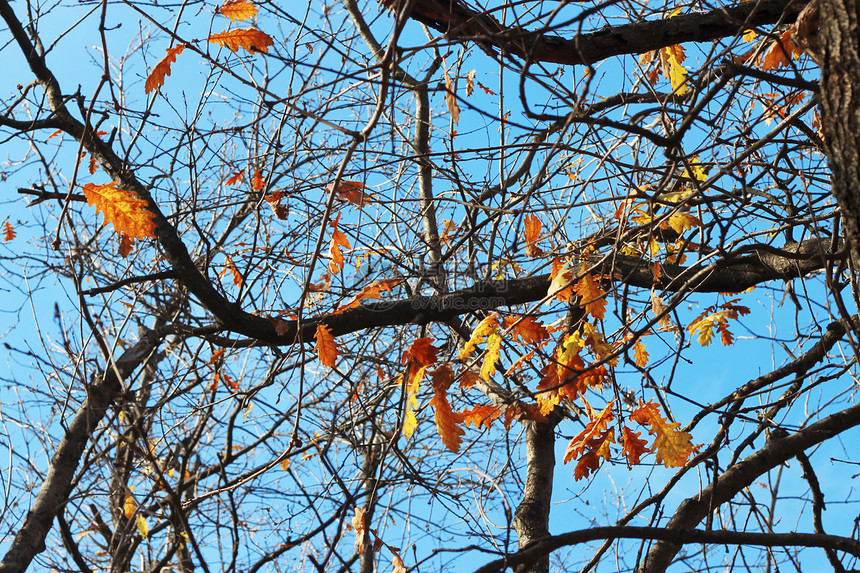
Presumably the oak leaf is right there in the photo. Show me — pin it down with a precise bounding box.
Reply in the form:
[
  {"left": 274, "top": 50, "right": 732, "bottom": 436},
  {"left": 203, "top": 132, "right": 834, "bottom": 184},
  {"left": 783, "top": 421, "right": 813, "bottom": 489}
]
[
  {"left": 336, "top": 278, "right": 403, "bottom": 311},
  {"left": 403, "top": 337, "right": 438, "bottom": 367},
  {"left": 633, "top": 339, "right": 649, "bottom": 367},
  {"left": 574, "top": 273, "right": 607, "bottom": 320},
  {"left": 251, "top": 168, "right": 265, "bottom": 191},
  {"left": 118, "top": 234, "right": 134, "bottom": 257},
  {"left": 523, "top": 214, "right": 543, "bottom": 257},
  {"left": 208, "top": 28, "right": 274, "bottom": 54},
  {"left": 3, "top": 221, "right": 15, "bottom": 242},
  {"left": 547, "top": 258, "right": 574, "bottom": 302},
  {"left": 217, "top": 0, "right": 258, "bottom": 22},
  {"left": 136, "top": 515, "right": 149, "bottom": 539},
  {"left": 504, "top": 315, "right": 549, "bottom": 344},
  {"left": 225, "top": 170, "right": 245, "bottom": 186},
  {"left": 145, "top": 45, "right": 185, "bottom": 94},
  {"left": 480, "top": 333, "right": 502, "bottom": 381},
  {"left": 327, "top": 213, "right": 351, "bottom": 274},
  {"left": 429, "top": 364, "right": 465, "bottom": 452},
  {"left": 459, "top": 313, "right": 498, "bottom": 359},
  {"left": 83, "top": 182, "right": 157, "bottom": 240},
  {"left": 334, "top": 180, "right": 374, "bottom": 207},
  {"left": 621, "top": 426, "right": 650, "bottom": 465},
  {"left": 630, "top": 399, "right": 695, "bottom": 467},
  {"left": 315, "top": 324, "right": 338, "bottom": 368},
  {"left": 351, "top": 507, "right": 367, "bottom": 549},
  {"left": 563, "top": 402, "right": 616, "bottom": 480},
  {"left": 460, "top": 404, "right": 502, "bottom": 429},
  {"left": 661, "top": 44, "right": 688, "bottom": 95}
]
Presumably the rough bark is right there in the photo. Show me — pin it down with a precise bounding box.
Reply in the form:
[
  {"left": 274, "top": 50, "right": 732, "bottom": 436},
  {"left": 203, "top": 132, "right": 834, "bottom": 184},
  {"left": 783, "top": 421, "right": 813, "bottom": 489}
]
[
  {"left": 512, "top": 420, "right": 557, "bottom": 573},
  {"left": 820, "top": 0, "right": 860, "bottom": 257}
]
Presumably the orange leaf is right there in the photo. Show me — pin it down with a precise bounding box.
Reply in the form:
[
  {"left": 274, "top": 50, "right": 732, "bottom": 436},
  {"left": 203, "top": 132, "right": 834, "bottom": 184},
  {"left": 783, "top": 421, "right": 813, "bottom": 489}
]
[
  {"left": 334, "top": 180, "right": 374, "bottom": 207},
  {"left": 209, "top": 349, "right": 226, "bottom": 364},
  {"left": 574, "top": 273, "right": 608, "bottom": 320},
  {"left": 403, "top": 337, "right": 438, "bottom": 367},
  {"left": 563, "top": 401, "right": 614, "bottom": 464},
  {"left": 225, "top": 170, "right": 245, "bottom": 186},
  {"left": 621, "top": 426, "right": 650, "bottom": 465},
  {"left": 88, "top": 155, "right": 98, "bottom": 175},
  {"left": 504, "top": 315, "right": 549, "bottom": 344},
  {"left": 220, "top": 255, "right": 243, "bottom": 285},
  {"left": 123, "top": 494, "right": 137, "bottom": 519},
  {"left": 523, "top": 214, "right": 543, "bottom": 257},
  {"left": 48, "top": 129, "right": 63, "bottom": 139},
  {"left": 315, "top": 324, "right": 338, "bottom": 368},
  {"left": 144, "top": 45, "right": 186, "bottom": 94},
  {"left": 207, "top": 28, "right": 274, "bottom": 54},
  {"left": 428, "top": 364, "right": 465, "bottom": 452},
  {"left": 217, "top": 0, "right": 258, "bottom": 22},
  {"left": 327, "top": 213, "right": 351, "bottom": 275},
  {"left": 82, "top": 182, "right": 157, "bottom": 239},
  {"left": 630, "top": 399, "right": 695, "bottom": 467},
  {"left": 460, "top": 404, "right": 502, "bottom": 429},
  {"left": 3, "top": 221, "right": 15, "bottom": 242},
  {"left": 251, "top": 169, "right": 265, "bottom": 191},
  {"left": 336, "top": 278, "right": 403, "bottom": 311},
  {"left": 760, "top": 29, "right": 803, "bottom": 71}
]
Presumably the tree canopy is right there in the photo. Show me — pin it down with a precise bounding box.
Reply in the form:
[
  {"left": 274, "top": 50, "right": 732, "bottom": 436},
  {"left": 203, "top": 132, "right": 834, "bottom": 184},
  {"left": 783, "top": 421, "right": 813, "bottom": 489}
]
[{"left": 1, "top": 0, "right": 859, "bottom": 572}]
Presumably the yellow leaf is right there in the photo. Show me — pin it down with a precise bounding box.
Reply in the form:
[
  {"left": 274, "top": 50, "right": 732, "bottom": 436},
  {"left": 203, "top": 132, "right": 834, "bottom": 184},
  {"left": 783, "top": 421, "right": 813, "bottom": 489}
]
[
  {"left": 351, "top": 507, "right": 367, "bottom": 549},
  {"left": 315, "top": 324, "right": 338, "bottom": 367},
  {"left": 459, "top": 313, "right": 498, "bottom": 359},
  {"left": 83, "top": 182, "right": 157, "bottom": 240},
  {"left": 207, "top": 28, "right": 274, "bottom": 54},
  {"left": 633, "top": 339, "right": 649, "bottom": 367},
  {"left": 136, "top": 515, "right": 149, "bottom": 539},
  {"left": 145, "top": 45, "right": 185, "bottom": 94},
  {"left": 663, "top": 44, "right": 688, "bottom": 95},
  {"left": 123, "top": 494, "right": 136, "bottom": 519},
  {"left": 217, "top": 0, "right": 259, "bottom": 23},
  {"left": 667, "top": 212, "right": 702, "bottom": 234},
  {"left": 480, "top": 334, "right": 502, "bottom": 381}
]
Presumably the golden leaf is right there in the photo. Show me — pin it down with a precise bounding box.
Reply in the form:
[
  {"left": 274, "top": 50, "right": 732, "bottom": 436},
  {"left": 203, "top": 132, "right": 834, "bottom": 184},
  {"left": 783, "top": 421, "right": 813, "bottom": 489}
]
[
  {"left": 574, "top": 273, "right": 608, "bottom": 320},
  {"left": 429, "top": 364, "right": 465, "bottom": 452},
  {"left": 480, "top": 333, "right": 502, "bottom": 381},
  {"left": 523, "top": 214, "right": 543, "bottom": 256},
  {"left": 630, "top": 399, "right": 696, "bottom": 467},
  {"left": 217, "top": 0, "right": 259, "bottom": 23},
  {"left": 315, "top": 324, "right": 338, "bottom": 368},
  {"left": 83, "top": 182, "right": 157, "bottom": 240},
  {"left": 208, "top": 28, "right": 274, "bottom": 54},
  {"left": 145, "top": 45, "right": 185, "bottom": 94},
  {"left": 328, "top": 213, "right": 351, "bottom": 275}
]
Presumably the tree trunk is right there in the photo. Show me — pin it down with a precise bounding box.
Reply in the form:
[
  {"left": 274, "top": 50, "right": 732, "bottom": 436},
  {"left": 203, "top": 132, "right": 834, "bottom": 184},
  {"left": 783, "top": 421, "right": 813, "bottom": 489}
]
[
  {"left": 513, "top": 420, "right": 556, "bottom": 573},
  {"left": 821, "top": 0, "right": 860, "bottom": 258}
]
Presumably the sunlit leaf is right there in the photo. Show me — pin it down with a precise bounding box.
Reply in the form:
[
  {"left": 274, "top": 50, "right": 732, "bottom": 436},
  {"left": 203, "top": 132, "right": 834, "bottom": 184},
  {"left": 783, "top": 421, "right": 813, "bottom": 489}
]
[
  {"left": 83, "top": 182, "right": 157, "bottom": 240},
  {"left": 315, "top": 324, "right": 338, "bottom": 368},
  {"left": 208, "top": 28, "right": 274, "bottom": 54},
  {"left": 3, "top": 221, "right": 15, "bottom": 242},
  {"left": 574, "top": 273, "right": 608, "bottom": 320},
  {"left": 217, "top": 0, "right": 259, "bottom": 23},
  {"left": 630, "top": 399, "right": 696, "bottom": 467},
  {"left": 145, "top": 45, "right": 185, "bottom": 94},
  {"left": 523, "top": 214, "right": 543, "bottom": 257},
  {"left": 429, "top": 364, "right": 465, "bottom": 452}
]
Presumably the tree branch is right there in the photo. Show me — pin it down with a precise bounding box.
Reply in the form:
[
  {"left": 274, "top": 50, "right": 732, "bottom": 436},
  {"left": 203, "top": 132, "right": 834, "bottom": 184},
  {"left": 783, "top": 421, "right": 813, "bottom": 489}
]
[
  {"left": 472, "top": 525, "right": 860, "bottom": 573},
  {"left": 395, "top": 0, "right": 807, "bottom": 66}
]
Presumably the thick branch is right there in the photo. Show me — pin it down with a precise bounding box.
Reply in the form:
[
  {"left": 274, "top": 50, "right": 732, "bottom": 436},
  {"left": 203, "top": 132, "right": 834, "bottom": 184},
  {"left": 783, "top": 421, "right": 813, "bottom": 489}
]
[
  {"left": 472, "top": 525, "right": 860, "bottom": 573},
  {"left": 398, "top": 0, "right": 807, "bottom": 66}
]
